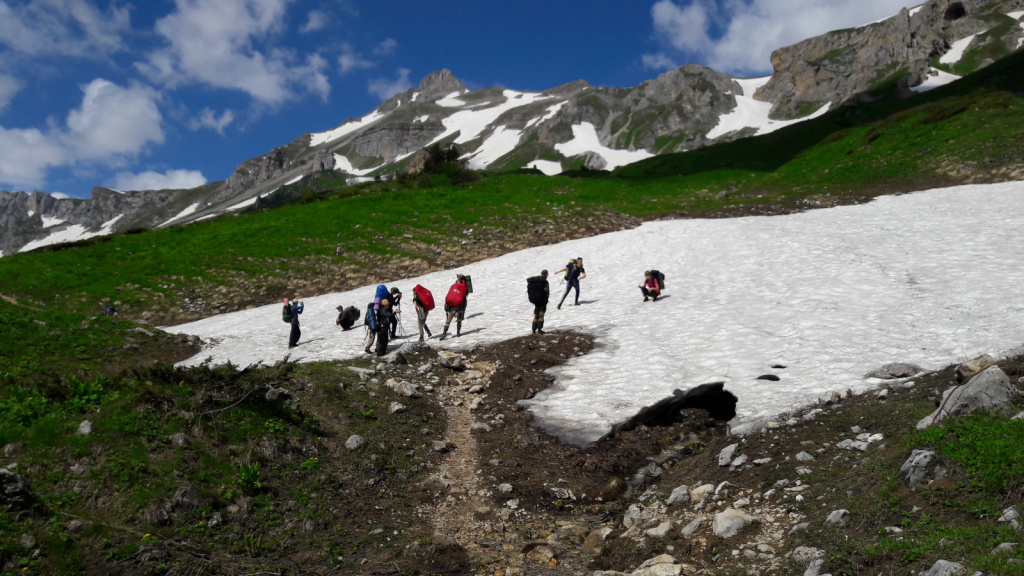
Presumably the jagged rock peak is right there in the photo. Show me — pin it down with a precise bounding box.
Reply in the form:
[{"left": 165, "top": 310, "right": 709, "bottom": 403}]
[
  {"left": 544, "top": 79, "right": 593, "bottom": 97},
  {"left": 417, "top": 69, "right": 467, "bottom": 99}
]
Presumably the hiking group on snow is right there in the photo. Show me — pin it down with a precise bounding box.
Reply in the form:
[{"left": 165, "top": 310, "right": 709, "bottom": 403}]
[{"left": 281, "top": 258, "right": 665, "bottom": 356}]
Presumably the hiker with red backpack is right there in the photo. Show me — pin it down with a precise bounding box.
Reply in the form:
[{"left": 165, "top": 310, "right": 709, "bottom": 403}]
[
  {"left": 283, "top": 298, "right": 304, "bottom": 348},
  {"left": 555, "top": 257, "right": 586, "bottom": 309},
  {"left": 412, "top": 284, "right": 435, "bottom": 342},
  {"left": 441, "top": 274, "right": 469, "bottom": 340},
  {"left": 640, "top": 270, "right": 664, "bottom": 301}
]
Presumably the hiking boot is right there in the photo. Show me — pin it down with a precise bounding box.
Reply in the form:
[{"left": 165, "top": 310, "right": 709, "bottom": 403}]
[
  {"left": 419, "top": 336, "right": 425, "bottom": 342},
  {"left": 643, "top": 297, "right": 649, "bottom": 302},
  {"left": 537, "top": 329, "right": 545, "bottom": 334},
  {"left": 364, "top": 347, "right": 372, "bottom": 354}
]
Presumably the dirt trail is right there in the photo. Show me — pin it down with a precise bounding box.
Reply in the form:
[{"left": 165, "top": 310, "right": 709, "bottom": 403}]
[{"left": 432, "top": 359, "right": 500, "bottom": 545}]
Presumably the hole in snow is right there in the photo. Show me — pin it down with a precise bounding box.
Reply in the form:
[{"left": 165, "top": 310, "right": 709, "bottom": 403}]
[{"left": 600, "top": 382, "right": 737, "bottom": 441}]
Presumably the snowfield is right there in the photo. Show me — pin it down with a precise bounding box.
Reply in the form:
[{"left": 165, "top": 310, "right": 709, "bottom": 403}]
[{"left": 166, "top": 182, "right": 1024, "bottom": 445}]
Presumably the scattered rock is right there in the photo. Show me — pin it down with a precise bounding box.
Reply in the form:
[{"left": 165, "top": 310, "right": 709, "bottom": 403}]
[
  {"left": 432, "top": 440, "right": 451, "bottom": 453},
  {"left": 795, "top": 451, "right": 815, "bottom": 462},
  {"left": 77, "top": 420, "right": 94, "bottom": 436},
  {"left": 437, "top": 351, "right": 465, "bottom": 369},
  {"left": 470, "top": 422, "right": 492, "bottom": 433},
  {"left": 168, "top": 432, "right": 191, "bottom": 448},
  {"left": 825, "top": 509, "right": 850, "bottom": 525},
  {"left": 713, "top": 508, "right": 755, "bottom": 538},
  {"left": 581, "top": 527, "right": 613, "bottom": 551},
  {"left": 0, "top": 469, "right": 34, "bottom": 510},
  {"left": 388, "top": 402, "right": 406, "bottom": 414},
  {"left": 956, "top": 354, "right": 994, "bottom": 383},
  {"left": 718, "top": 443, "right": 738, "bottom": 466},
  {"left": 666, "top": 485, "right": 690, "bottom": 506},
  {"left": 991, "top": 542, "right": 1016, "bottom": 556},
  {"left": 922, "top": 559, "right": 966, "bottom": 576},
  {"left": 900, "top": 449, "right": 948, "bottom": 489},
  {"left": 2, "top": 442, "right": 23, "bottom": 457},
  {"left": 864, "top": 362, "right": 921, "bottom": 379},
  {"left": 18, "top": 534, "right": 35, "bottom": 549},
  {"left": 265, "top": 387, "right": 292, "bottom": 402},
  {"left": 680, "top": 516, "right": 704, "bottom": 538},
  {"left": 345, "top": 435, "right": 365, "bottom": 450}
]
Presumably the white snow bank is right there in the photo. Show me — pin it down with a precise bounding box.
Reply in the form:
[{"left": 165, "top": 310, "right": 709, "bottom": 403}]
[
  {"left": 464, "top": 126, "right": 523, "bottom": 169},
  {"left": 1007, "top": 10, "right": 1024, "bottom": 20},
  {"left": 708, "top": 77, "right": 830, "bottom": 140},
  {"left": 434, "top": 90, "right": 549, "bottom": 148},
  {"left": 19, "top": 215, "right": 124, "bottom": 253},
  {"left": 910, "top": 68, "right": 961, "bottom": 93},
  {"left": 554, "top": 123, "right": 654, "bottom": 170},
  {"left": 166, "top": 182, "right": 1024, "bottom": 445},
  {"left": 940, "top": 34, "right": 977, "bottom": 65},
  {"left": 436, "top": 92, "right": 467, "bottom": 107},
  {"left": 526, "top": 159, "right": 564, "bottom": 176},
  {"left": 309, "top": 111, "right": 386, "bottom": 147},
  {"left": 41, "top": 215, "right": 65, "bottom": 229},
  {"left": 159, "top": 203, "right": 200, "bottom": 228},
  {"left": 334, "top": 154, "right": 379, "bottom": 177}
]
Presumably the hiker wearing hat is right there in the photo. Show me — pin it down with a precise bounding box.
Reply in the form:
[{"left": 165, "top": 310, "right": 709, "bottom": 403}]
[
  {"left": 336, "top": 305, "right": 358, "bottom": 330},
  {"left": 374, "top": 299, "right": 395, "bottom": 356},
  {"left": 555, "top": 257, "right": 586, "bottom": 309},
  {"left": 284, "top": 298, "right": 304, "bottom": 348},
  {"left": 526, "top": 269, "right": 550, "bottom": 334},
  {"left": 412, "top": 284, "right": 435, "bottom": 342},
  {"left": 388, "top": 287, "right": 403, "bottom": 339}
]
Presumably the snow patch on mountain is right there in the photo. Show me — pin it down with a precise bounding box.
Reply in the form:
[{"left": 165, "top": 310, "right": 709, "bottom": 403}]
[
  {"left": 526, "top": 159, "right": 564, "bottom": 176},
  {"left": 708, "top": 77, "right": 831, "bottom": 140},
  {"left": 334, "top": 154, "right": 379, "bottom": 177},
  {"left": 41, "top": 216, "right": 65, "bottom": 229},
  {"left": 940, "top": 34, "right": 978, "bottom": 65},
  {"left": 554, "top": 123, "right": 653, "bottom": 170},
  {"left": 911, "top": 68, "right": 961, "bottom": 93},
  {"left": 432, "top": 90, "right": 550, "bottom": 151},
  {"left": 159, "top": 203, "right": 200, "bottom": 227},
  {"left": 19, "top": 215, "right": 124, "bottom": 253},
  {"left": 309, "top": 110, "right": 387, "bottom": 147},
  {"left": 436, "top": 91, "right": 468, "bottom": 107},
  {"left": 464, "top": 126, "right": 524, "bottom": 169}
]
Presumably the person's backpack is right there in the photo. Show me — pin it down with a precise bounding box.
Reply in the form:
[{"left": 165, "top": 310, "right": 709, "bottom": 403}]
[
  {"left": 340, "top": 306, "right": 360, "bottom": 330},
  {"left": 526, "top": 276, "right": 547, "bottom": 305},
  {"left": 445, "top": 281, "right": 466, "bottom": 308},
  {"left": 102, "top": 305, "right": 117, "bottom": 316},
  {"left": 413, "top": 284, "right": 435, "bottom": 311},
  {"left": 282, "top": 304, "right": 293, "bottom": 323},
  {"left": 365, "top": 302, "right": 377, "bottom": 331},
  {"left": 374, "top": 284, "right": 390, "bottom": 304},
  {"left": 648, "top": 269, "right": 666, "bottom": 290},
  {"left": 463, "top": 275, "right": 474, "bottom": 294},
  {"left": 563, "top": 260, "right": 576, "bottom": 280}
]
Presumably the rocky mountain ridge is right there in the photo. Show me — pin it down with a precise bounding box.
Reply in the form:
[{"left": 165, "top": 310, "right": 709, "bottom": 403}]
[{"left": 2, "top": 0, "right": 1022, "bottom": 257}]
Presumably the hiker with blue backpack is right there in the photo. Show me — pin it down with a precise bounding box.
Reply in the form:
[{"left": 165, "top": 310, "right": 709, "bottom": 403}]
[
  {"left": 283, "top": 298, "right": 304, "bottom": 348},
  {"left": 364, "top": 284, "right": 391, "bottom": 354},
  {"left": 374, "top": 299, "right": 396, "bottom": 356},
  {"left": 555, "top": 257, "right": 586, "bottom": 309}
]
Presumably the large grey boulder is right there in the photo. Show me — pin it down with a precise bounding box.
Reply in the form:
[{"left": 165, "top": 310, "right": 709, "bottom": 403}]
[
  {"left": 917, "top": 366, "right": 1018, "bottom": 430},
  {"left": 900, "top": 449, "right": 949, "bottom": 489},
  {"left": 864, "top": 362, "right": 922, "bottom": 379},
  {"left": 955, "top": 354, "right": 994, "bottom": 383},
  {"left": 0, "top": 469, "right": 34, "bottom": 510},
  {"left": 718, "top": 443, "right": 738, "bottom": 466}
]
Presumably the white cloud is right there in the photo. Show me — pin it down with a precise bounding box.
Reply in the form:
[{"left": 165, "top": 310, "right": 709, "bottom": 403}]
[
  {"left": 300, "top": 9, "right": 329, "bottom": 32},
  {"left": 0, "top": 73, "right": 22, "bottom": 111},
  {"left": 338, "top": 43, "right": 373, "bottom": 74},
  {"left": 0, "top": 78, "right": 164, "bottom": 191},
  {"left": 368, "top": 68, "right": 411, "bottom": 100},
  {"left": 648, "top": 0, "right": 922, "bottom": 76},
  {"left": 373, "top": 38, "right": 397, "bottom": 56},
  {"left": 642, "top": 52, "right": 677, "bottom": 71},
  {"left": 114, "top": 169, "right": 207, "bottom": 191},
  {"left": 189, "top": 107, "right": 236, "bottom": 134},
  {"left": 62, "top": 79, "right": 164, "bottom": 161},
  {"left": 138, "top": 0, "right": 331, "bottom": 104},
  {"left": 0, "top": 0, "right": 130, "bottom": 57},
  {"left": 0, "top": 125, "right": 67, "bottom": 189}
]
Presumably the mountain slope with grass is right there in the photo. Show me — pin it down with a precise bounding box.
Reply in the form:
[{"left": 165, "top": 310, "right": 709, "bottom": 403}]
[
  {"left": 3, "top": 0, "right": 1023, "bottom": 257},
  {"left": 1, "top": 12, "right": 1024, "bottom": 576}
]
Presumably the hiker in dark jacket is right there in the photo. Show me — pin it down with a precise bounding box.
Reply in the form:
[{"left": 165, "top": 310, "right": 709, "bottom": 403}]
[
  {"left": 527, "top": 270, "right": 550, "bottom": 334},
  {"left": 441, "top": 274, "right": 468, "bottom": 340},
  {"left": 375, "top": 299, "right": 394, "bottom": 356},
  {"left": 388, "top": 287, "right": 403, "bottom": 339},
  {"left": 555, "top": 257, "right": 586, "bottom": 309},
  {"left": 640, "top": 271, "right": 661, "bottom": 301},
  {"left": 336, "top": 305, "right": 357, "bottom": 330},
  {"left": 287, "top": 298, "right": 304, "bottom": 348}
]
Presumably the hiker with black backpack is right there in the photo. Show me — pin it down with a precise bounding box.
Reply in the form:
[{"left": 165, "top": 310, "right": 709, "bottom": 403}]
[
  {"left": 555, "top": 257, "right": 586, "bottom": 309},
  {"left": 336, "top": 305, "right": 360, "bottom": 330},
  {"left": 412, "top": 284, "right": 435, "bottom": 342},
  {"left": 527, "top": 269, "right": 550, "bottom": 334},
  {"left": 283, "top": 298, "right": 304, "bottom": 348},
  {"left": 374, "top": 299, "right": 395, "bottom": 356},
  {"left": 640, "top": 270, "right": 664, "bottom": 301},
  {"left": 441, "top": 274, "right": 468, "bottom": 340}
]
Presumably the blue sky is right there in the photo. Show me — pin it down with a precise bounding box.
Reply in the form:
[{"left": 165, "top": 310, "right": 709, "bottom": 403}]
[{"left": 0, "top": 0, "right": 919, "bottom": 198}]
